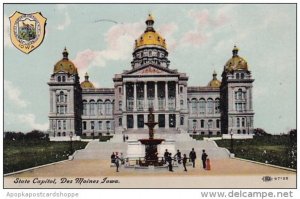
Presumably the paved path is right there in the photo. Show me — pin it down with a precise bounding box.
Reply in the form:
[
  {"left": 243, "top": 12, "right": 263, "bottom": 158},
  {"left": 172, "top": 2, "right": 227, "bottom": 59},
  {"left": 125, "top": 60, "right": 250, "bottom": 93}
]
[{"left": 4, "top": 158, "right": 296, "bottom": 188}]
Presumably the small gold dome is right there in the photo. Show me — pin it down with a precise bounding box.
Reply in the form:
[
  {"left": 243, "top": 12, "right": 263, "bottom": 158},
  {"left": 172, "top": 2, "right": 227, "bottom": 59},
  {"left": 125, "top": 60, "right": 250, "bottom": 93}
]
[
  {"left": 53, "top": 47, "right": 78, "bottom": 75},
  {"left": 224, "top": 45, "right": 248, "bottom": 72},
  {"left": 80, "top": 72, "right": 94, "bottom": 89},
  {"left": 135, "top": 14, "right": 167, "bottom": 49},
  {"left": 208, "top": 71, "right": 221, "bottom": 88}
]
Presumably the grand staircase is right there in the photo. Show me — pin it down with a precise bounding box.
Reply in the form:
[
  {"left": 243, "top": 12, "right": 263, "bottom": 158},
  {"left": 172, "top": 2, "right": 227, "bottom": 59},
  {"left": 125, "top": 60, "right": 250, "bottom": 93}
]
[{"left": 73, "top": 129, "right": 230, "bottom": 160}]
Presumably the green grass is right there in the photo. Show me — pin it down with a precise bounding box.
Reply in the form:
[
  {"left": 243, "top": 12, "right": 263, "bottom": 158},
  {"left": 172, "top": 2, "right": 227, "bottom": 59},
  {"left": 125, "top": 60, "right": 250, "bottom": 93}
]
[
  {"left": 215, "top": 135, "right": 296, "bottom": 169},
  {"left": 190, "top": 134, "right": 222, "bottom": 140},
  {"left": 4, "top": 140, "right": 87, "bottom": 174},
  {"left": 80, "top": 135, "right": 113, "bottom": 142}
]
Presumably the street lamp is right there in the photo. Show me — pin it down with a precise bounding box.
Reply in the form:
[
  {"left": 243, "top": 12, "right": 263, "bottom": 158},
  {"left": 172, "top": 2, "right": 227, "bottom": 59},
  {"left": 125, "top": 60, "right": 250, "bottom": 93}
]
[
  {"left": 247, "top": 121, "right": 250, "bottom": 135},
  {"left": 92, "top": 122, "right": 95, "bottom": 140},
  {"left": 53, "top": 123, "right": 56, "bottom": 138},
  {"left": 230, "top": 129, "right": 233, "bottom": 153},
  {"left": 69, "top": 132, "right": 73, "bottom": 154}
]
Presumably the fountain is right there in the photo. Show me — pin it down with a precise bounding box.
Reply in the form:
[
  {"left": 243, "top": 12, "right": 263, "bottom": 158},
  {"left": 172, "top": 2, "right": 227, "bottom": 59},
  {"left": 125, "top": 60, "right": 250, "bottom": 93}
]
[{"left": 138, "top": 108, "right": 165, "bottom": 166}]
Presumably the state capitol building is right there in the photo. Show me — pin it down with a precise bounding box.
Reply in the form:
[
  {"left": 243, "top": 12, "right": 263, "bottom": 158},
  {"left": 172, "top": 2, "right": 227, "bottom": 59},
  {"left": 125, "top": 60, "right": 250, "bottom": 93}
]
[{"left": 48, "top": 15, "right": 254, "bottom": 138}]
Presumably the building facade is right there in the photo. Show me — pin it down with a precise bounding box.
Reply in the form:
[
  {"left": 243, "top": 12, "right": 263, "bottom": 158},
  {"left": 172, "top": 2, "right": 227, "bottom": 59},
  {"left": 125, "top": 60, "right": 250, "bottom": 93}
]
[{"left": 48, "top": 15, "right": 254, "bottom": 137}]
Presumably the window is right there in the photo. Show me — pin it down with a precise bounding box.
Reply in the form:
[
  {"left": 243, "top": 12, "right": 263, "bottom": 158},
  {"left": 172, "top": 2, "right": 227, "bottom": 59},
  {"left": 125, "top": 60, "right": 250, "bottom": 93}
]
[
  {"left": 201, "top": 120, "right": 205, "bottom": 128},
  {"left": 83, "top": 121, "right": 87, "bottom": 130},
  {"left": 57, "top": 132, "right": 61, "bottom": 137},
  {"left": 236, "top": 73, "right": 240, "bottom": 79},
  {"left": 191, "top": 99, "right": 197, "bottom": 114},
  {"left": 199, "top": 99, "right": 206, "bottom": 114},
  {"left": 119, "top": 118, "right": 122, "bottom": 126},
  {"left": 83, "top": 101, "right": 87, "bottom": 115},
  {"left": 207, "top": 99, "right": 214, "bottom": 114},
  {"left": 180, "top": 86, "right": 183, "bottom": 93},
  {"left": 91, "top": 121, "right": 95, "bottom": 130},
  {"left": 62, "top": 132, "right": 66, "bottom": 136},
  {"left": 62, "top": 76, "right": 66, "bottom": 82},
  {"left": 242, "top": 118, "right": 245, "bottom": 127},
  {"left": 58, "top": 120, "right": 61, "bottom": 130},
  {"left": 201, "top": 132, "right": 205, "bottom": 135},
  {"left": 119, "top": 87, "right": 122, "bottom": 94},
  {"left": 208, "top": 120, "right": 213, "bottom": 128},
  {"left": 97, "top": 100, "right": 103, "bottom": 115},
  {"left": 59, "top": 91, "right": 64, "bottom": 102},
  {"left": 243, "top": 129, "right": 246, "bottom": 134},
  {"left": 106, "top": 121, "right": 111, "bottom": 130},
  {"left": 238, "top": 89, "right": 243, "bottom": 99},
  {"left": 237, "top": 130, "right": 241, "bottom": 134},
  {"left": 119, "top": 101, "right": 122, "bottom": 111},
  {"left": 192, "top": 120, "right": 197, "bottom": 129},
  {"left": 180, "top": 100, "right": 184, "bottom": 107},
  {"left": 180, "top": 116, "right": 184, "bottom": 126},
  {"left": 58, "top": 76, "right": 61, "bottom": 82},
  {"left": 137, "top": 115, "right": 144, "bottom": 128},
  {"left": 215, "top": 98, "right": 220, "bottom": 113},
  {"left": 241, "top": 73, "right": 245, "bottom": 79},
  {"left": 90, "top": 100, "right": 95, "bottom": 115},
  {"left": 158, "top": 114, "right": 165, "bottom": 128},
  {"left": 105, "top": 101, "right": 112, "bottom": 115},
  {"left": 98, "top": 121, "right": 102, "bottom": 130},
  {"left": 169, "top": 114, "right": 176, "bottom": 128},
  {"left": 237, "top": 118, "right": 240, "bottom": 127},
  {"left": 63, "top": 120, "right": 66, "bottom": 130},
  {"left": 216, "top": 119, "right": 220, "bottom": 128}
]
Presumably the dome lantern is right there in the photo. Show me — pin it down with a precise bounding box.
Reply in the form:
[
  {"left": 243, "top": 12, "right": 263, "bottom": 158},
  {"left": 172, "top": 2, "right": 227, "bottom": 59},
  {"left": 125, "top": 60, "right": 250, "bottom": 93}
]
[
  {"left": 62, "top": 47, "right": 69, "bottom": 60},
  {"left": 145, "top": 14, "right": 155, "bottom": 32},
  {"left": 208, "top": 71, "right": 221, "bottom": 88},
  {"left": 232, "top": 45, "right": 239, "bottom": 57}
]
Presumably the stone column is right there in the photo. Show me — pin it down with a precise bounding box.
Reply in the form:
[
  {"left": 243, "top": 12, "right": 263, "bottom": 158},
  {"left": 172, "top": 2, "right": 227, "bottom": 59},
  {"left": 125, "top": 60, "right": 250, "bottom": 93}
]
[
  {"left": 176, "top": 82, "right": 179, "bottom": 110},
  {"left": 165, "top": 82, "right": 169, "bottom": 111},
  {"left": 144, "top": 113, "right": 148, "bottom": 129},
  {"left": 154, "top": 82, "right": 158, "bottom": 110},
  {"left": 123, "top": 114, "right": 127, "bottom": 129},
  {"left": 165, "top": 114, "right": 169, "bottom": 129},
  {"left": 133, "top": 82, "right": 137, "bottom": 111},
  {"left": 176, "top": 114, "right": 180, "bottom": 129},
  {"left": 70, "top": 88, "right": 74, "bottom": 114},
  {"left": 122, "top": 83, "right": 126, "bottom": 111},
  {"left": 249, "top": 86, "right": 253, "bottom": 111},
  {"left": 144, "top": 82, "right": 147, "bottom": 111},
  {"left": 133, "top": 114, "right": 137, "bottom": 129}
]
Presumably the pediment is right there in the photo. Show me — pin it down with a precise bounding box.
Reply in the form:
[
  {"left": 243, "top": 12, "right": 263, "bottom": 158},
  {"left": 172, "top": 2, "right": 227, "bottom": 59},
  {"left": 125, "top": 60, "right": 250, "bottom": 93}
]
[{"left": 125, "top": 65, "right": 177, "bottom": 75}]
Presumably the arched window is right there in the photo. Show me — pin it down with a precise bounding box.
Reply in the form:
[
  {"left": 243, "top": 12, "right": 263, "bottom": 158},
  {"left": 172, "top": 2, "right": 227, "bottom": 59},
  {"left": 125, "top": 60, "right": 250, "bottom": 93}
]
[
  {"left": 238, "top": 89, "right": 243, "bottom": 99},
  {"left": 57, "top": 132, "right": 61, "bottom": 137},
  {"left": 83, "top": 100, "right": 87, "bottom": 115},
  {"left": 97, "top": 100, "right": 103, "bottom": 115},
  {"left": 180, "top": 116, "right": 184, "bottom": 125},
  {"left": 207, "top": 98, "right": 214, "bottom": 114},
  {"left": 191, "top": 99, "right": 197, "bottom": 114},
  {"left": 243, "top": 129, "right": 246, "bottom": 134},
  {"left": 98, "top": 121, "right": 102, "bottom": 130},
  {"left": 58, "top": 120, "right": 61, "bottom": 130},
  {"left": 237, "top": 130, "right": 241, "bottom": 134},
  {"left": 62, "top": 76, "right": 66, "bottom": 82},
  {"left": 82, "top": 121, "right": 87, "bottom": 130},
  {"left": 199, "top": 99, "right": 206, "bottom": 114},
  {"left": 63, "top": 120, "right": 66, "bottom": 130},
  {"left": 58, "top": 76, "right": 61, "bottom": 82},
  {"left": 106, "top": 121, "right": 111, "bottom": 130},
  {"left": 59, "top": 91, "right": 64, "bottom": 102},
  {"left": 119, "top": 118, "right": 122, "bottom": 126},
  {"left": 90, "top": 100, "right": 95, "bottom": 115},
  {"left": 62, "top": 132, "right": 66, "bottom": 136},
  {"left": 236, "top": 73, "right": 240, "bottom": 79},
  {"left": 215, "top": 98, "right": 220, "bottom": 113},
  {"left": 208, "top": 119, "right": 213, "bottom": 128},
  {"left": 105, "top": 100, "right": 111, "bottom": 115},
  {"left": 241, "top": 73, "right": 244, "bottom": 79},
  {"left": 91, "top": 121, "right": 95, "bottom": 130},
  {"left": 201, "top": 132, "right": 205, "bottom": 135},
  {"left": 200, "top": 120, "right": 205, "bottom": 128},
  {"left": 242, "top": 118, "right": 245, "bottom": 127},
  {"left": 237, "top": 118, "right": 240, "bottom": 127}
]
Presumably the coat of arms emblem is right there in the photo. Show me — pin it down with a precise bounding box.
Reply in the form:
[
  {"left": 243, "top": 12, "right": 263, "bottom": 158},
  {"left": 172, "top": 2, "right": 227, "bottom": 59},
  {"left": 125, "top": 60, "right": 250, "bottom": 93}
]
[{"left": 9, "top": 11, "right": 47, "bottom": 54}]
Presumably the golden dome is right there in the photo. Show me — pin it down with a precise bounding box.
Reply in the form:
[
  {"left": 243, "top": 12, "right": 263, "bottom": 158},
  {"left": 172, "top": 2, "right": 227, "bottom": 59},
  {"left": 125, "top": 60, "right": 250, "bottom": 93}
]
[
  {"left": 80, "top": 72, "right": 94, "bottom": 89},
  {"left": 53, "top": 47, "right": 78, "bottom": 75},
  {"left": 208, "top": 71, "right": 221, "bottom": 88},
  {"left": 135, "top": 14, "right": 167, "bottom": 49},
  {"left": 224, "top": 45, "right": 248, "bottom": 72}
]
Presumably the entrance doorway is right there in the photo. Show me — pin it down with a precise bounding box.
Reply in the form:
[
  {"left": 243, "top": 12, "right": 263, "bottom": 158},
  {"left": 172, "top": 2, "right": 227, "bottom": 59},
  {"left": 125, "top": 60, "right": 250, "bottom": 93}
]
[{"left": 127, "top": 115, "right": 133, "bottom": 128}]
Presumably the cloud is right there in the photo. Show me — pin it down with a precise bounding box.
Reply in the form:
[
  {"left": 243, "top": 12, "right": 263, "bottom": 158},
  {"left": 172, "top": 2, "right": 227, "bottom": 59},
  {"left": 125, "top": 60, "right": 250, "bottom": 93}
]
[
  {"left": 4, "top": 80, "right": 28, "bottom": 108},
  {"left": 180, "top": 30, "right": 207, "bottom": 47},
  {"left": 57, "top": 12, "right": 71, "bottom": 30},
  {"left": 18, "top": 113, "right": 48, "bottom": 131},
  {"left": 157, "top": 22, "right": 179, "bottom": 50},
  {"left": 4, "top": 14, "right": 13, "bottom": 48},
  {"left": 73, "top": 22, "right": 143, "bottom": 79}
]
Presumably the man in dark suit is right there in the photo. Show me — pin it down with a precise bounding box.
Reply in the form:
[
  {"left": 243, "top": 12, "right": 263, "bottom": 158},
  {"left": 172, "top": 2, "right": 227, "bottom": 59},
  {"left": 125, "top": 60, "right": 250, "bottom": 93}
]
[
  {"left": 182, "top": 154, "right": 188, "bottom": 171},
  {"left": 167, "top": 153, "right": 173, "bottom": 172},
  {"left": 201, "top": 149, "right": 208, "bottom": 169},
  {"left": 189, "top": 148, "right": 197, "bottom": 168}
]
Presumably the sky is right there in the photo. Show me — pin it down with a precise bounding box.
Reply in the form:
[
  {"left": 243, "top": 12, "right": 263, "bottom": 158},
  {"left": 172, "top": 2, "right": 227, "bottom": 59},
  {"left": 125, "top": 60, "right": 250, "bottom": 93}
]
[{"left": 3, "top": 4, "right": 296, "bottom": 134}]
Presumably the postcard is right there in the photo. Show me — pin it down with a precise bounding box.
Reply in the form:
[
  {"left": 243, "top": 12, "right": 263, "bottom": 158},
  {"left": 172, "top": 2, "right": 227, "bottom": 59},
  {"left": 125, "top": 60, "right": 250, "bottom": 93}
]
[{"left": 2, "top": 3, "right": 297, "bottom": 191}]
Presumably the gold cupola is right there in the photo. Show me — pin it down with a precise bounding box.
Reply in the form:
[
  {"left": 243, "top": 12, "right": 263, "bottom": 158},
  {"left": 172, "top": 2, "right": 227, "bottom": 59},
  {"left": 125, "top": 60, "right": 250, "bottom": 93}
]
[
  {"left": 80, "top": 72, "right": 95, "bottom": 89},
  {"left": 53, "top": 47, "right": 78, "bottom": 75},
  {"left": 207, "top": 71, "right": 221, "bottom": 88},
  {"left": 224, "top": 45, "right": 248, "bottom": 72},
  {"left": 134, "top": 14, "right": 167, "bottom": 49}
]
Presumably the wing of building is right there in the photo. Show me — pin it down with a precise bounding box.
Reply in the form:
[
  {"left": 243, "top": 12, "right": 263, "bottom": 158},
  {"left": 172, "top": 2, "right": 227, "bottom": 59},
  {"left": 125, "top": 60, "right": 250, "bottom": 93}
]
[{"left": 48, "top": 15, "right": 254, "bottom": 138}]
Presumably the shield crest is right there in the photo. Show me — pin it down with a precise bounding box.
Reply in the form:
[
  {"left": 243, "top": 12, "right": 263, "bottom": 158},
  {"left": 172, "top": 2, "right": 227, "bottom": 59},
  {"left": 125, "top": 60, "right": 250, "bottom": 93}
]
[{"left": 9, "top": 11, "right": 47, "bottom": 54}]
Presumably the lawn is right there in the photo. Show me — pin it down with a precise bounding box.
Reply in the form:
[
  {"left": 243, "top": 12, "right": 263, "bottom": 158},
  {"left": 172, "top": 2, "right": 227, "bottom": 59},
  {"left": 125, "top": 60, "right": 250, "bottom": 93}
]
[
  {"left": 215, "top": 135, "right": 296, "bottom": 169},
  {"left": 4, "top": 140, "right": 87, "bottom": 174}
]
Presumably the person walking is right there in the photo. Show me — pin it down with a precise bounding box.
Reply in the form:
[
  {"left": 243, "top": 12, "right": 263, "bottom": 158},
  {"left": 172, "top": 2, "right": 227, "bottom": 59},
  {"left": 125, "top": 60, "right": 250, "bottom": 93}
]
[
  {"left": 183, "top": 154, "right": 188, "bottom": 172},
  {"left": 201, "top": 149, "right": 208, "bottom": 169},
  {"left": 175, "top": 149, "right": 182, "bottom": 164},
  {"left": 115, "top": 155, "right": 120, "bottom": 172},
  {"left": 164, "top": 149, "right": 169, "bottom": 164},
  {"left": 110, "top": 152, "right": 115, "bottom": 164},
  {"left": 167, "top": 153, "right": 173, "bottom": 172},
  {"left": 189, "top": 148, "right": 197, "bottom": 168}
]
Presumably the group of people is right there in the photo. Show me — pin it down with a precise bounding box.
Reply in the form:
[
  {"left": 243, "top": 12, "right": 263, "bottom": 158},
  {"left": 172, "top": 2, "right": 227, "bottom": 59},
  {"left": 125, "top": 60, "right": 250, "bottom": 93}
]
[
  {"left": 110, "top": 152, "right": 125, "bottom": 172},
  {"left": 163, "top": 148, "right": 209, "bottom": 172}
]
